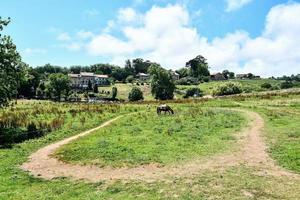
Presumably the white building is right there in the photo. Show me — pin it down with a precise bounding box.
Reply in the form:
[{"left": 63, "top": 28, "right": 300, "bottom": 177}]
[{"left": 68, "top": 72, "right": 109, "bottom": 88}]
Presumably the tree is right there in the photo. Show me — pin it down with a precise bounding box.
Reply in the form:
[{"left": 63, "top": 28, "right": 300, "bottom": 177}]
[
  {"left": 36, "top": 81, "right": 46, "bottom": 99},
  {"left": 149, "top": 64, "right": 175, "bottom": 100},
  {"left": 124, "top": 59, "right": 134, "bottom": 75},
  {"left": 132, "top": 58, "right": 152, "bottom": 74},
  {"left": 35, "top": 63, "right": 67, "bottom": 74},
  {"left": 126, "top": 75, "right": 135, "bottom": 83},
  {"left": 111, "top": 67, "right": 129, "bottom": 82},
  {"left": 186, "top": 55, "right": 210, "bottom": 78},
  {"left": 93, "top": 84, "right": 99, "bottom": 93},
  {"left": 88, "top": 80, "right": 93, "bottom": 91},
  {"left": 18, "top": 66, "right": 41, "bottom": 98},
  {"left": 111, "top": 87, "right": 117, "bottom": 100},
  {"left": 229, "top": 72, "right": 235, "bottom": 79},
  {"left": 0, "top": 17, "right": 23, "bottom": 107},
  {"left": 175, "top": 68, "right": 189, "bottom": 78},
  {"left": 128, "top": 87, "right": 144, "bottom": 101},
  {"left": 47, "top": 73, "right": 70, "bottom": 101},
  {"left": 247, "top": 73, "right": 254, "bottom": 79},
  {"left": 222, "top": 70, "right": 230, "bottom": 79}
]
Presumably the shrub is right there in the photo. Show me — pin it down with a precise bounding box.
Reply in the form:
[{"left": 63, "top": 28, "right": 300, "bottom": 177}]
[
  {"left": 175, "top": 77, "right": 199, "bottom": 85},
  {"left": 202, "top": 76, "right": 210, "bottom": 82},
  {"left": 128, "top": 87, "right": 144, "bottom": 101},
  {"left": 111, "top": 87, "right": 118, "bottom": 99},
  {"left": 280, "top": 81, "right": 293, "bottom": 89},
  {"left": 261, "top": 82, "right": 272, "bottom": 89},
  {"left": 184, "top": 88, "right": 203, "bottom": 98},
  {"left": 213, "top": 82, "right": 243, "bottom": 96},
  {"left": 125, "top": 75, "right": 134, "bottom": 83}
]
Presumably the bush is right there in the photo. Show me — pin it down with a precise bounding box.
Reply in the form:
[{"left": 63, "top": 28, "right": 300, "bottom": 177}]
[
  {"left": 183, "top": 88, "right": 203, "bottom": 98},
  {"left": 175, "top": 77, "right": 199, "bottom": 85},
  {"left": 126, "top": 75, "right": 135, "bottom": 83},
  {"left": 128, "top": 87, "right": 144, "bottom": 101},
  {"left": 213, "top": 82, "right": 243, "bottom": 96},
  {"left": 111, "top": 87, "right": 118, "bottom": 99},
  {"left": 280, "top": 81, "right": 293, "bottom": 89},
  {"left": 261, "top": 82, "right": 272, "bottom": 89},
  {"left": 202, "top": 76, "right": 210, "bottom": 82}
]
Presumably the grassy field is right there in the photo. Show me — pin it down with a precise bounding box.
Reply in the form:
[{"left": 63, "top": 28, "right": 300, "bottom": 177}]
[
  {"left": 99, "top": 79, "right": 295, "bottom": 100},
  {"left": 177, "top": 79, "right": 286, "bottom": 96},
  {"left": 55, "top": 107, "right": 245, "bottom": 167},
  {"left": 0, "top": 93, "right": 299, "bottom": 199},
  {"left": 98, "top": 83, "right": 153, "bottom": 100}
]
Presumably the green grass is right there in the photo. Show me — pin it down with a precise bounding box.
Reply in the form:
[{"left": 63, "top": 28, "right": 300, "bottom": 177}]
[
  {"left": 55, "top": 107, "right": 245, "bottom": 167},
  {"left": 255, "top": 106, "right": 300, "bottom": 173},
  {"left": 98, "top": 79, "right": 293, "bottom": 100},
  {"left": 177, "top": 79, "right": 285, "bottom": 96},
  {"left": 98, "top": 83, "right": 153, "bottom": 100},
  {"left": 0, "top": 94, "right": 300, "bottom": 199}
]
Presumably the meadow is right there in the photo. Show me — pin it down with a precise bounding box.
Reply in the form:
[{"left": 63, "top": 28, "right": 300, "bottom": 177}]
[
  {"left": 0, "top": 91, "right": 299, "bottom": 199},
  {"left": 98, "top": 79, "right": 295, "bottom": 100},
  {"left": 55, "top": 107, "right": 245, "bottom": 167}
]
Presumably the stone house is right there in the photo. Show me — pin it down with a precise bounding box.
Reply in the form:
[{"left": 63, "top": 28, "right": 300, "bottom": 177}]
[{"left": 68, "top": 72, "right": 109, "bottom": 89}]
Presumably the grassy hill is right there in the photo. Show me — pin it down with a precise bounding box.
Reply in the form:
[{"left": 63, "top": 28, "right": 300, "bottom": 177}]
[{"left": 99, "top": 79, "right": 297, "bottom": 100}]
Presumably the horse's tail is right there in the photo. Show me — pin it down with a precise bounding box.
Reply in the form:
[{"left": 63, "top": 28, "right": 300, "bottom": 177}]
[{"left": 157, "top": 107, "right": 160, "bottom": 115}]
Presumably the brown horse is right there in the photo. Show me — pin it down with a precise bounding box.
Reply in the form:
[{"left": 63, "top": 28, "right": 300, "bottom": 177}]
[{"left": 157, "top": 104, "right": 174, "bottom": 115}]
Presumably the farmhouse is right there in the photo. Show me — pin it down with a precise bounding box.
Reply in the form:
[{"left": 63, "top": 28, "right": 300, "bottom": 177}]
[
  {"left": 137, "top": 73, "right": 150, "bottom": 81},
  {"left": 210, "top": 73, "right": 226, "bottom": 81},
  {"left": 68, "top": 72, "right": 109, "bottom": 88}
]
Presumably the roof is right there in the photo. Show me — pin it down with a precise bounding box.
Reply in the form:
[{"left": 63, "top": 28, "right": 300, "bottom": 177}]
[
  {"left": 96, "top": 74, "right": 109, "bottom": 78},
  {"left": 211, "top": 72, "right": 223, "bottom": 76},
  {"left": 137, "top": 73, "right": 150, "bottom": 76},
  {"left": 80, "top": 72, "right": 95, "bottom": 77}
]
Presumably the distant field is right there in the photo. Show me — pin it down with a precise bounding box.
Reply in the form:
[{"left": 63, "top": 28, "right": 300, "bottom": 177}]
[
  {"left": 177, "top": 79, "right": 286, "bottom": 96},
  {"left": 99, "top": 79, "right": 296, "bottom": 100}
]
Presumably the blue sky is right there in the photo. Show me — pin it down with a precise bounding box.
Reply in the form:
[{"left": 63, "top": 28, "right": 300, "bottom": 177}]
[{"left": 1, "top": 0, "right": 300, "bottom": 76}]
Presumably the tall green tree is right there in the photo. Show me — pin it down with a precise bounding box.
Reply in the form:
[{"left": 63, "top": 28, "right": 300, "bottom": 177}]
[
  {"left": 111, "top": 87, "right": 117, "bottom": 100},
  {"left": 132, "top": 58, "right": 152, "bottom": 74},
  {"left": 124, "top": 59, "right": 134, "bottom": 75},
  {"left": 175, "top": 68, "right": 189, "bottom": 78},
  {"left": 186, "top": 55, "right": 210, "bottom": 78},
  {"left": 18, "top": 66, "right": 41, "bottom": 98},
  {"left": 149, "top": 64, "right": 175, "bottom": 100},
  {"left": 47, "top": 73, "right": 70, "bottom": 101},
  {"left": 0, "top": 17, "right": 23, "bottom": 107}
]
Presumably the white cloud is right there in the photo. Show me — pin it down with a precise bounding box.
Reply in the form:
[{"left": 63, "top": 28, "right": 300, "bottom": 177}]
[
  {"left": 76, "top": 30, "right": 94, "bottom": 40},
  {"left": 57, "top": 32, "right": 72, "bottom": 41},
  {"left": 61, "top": 43, "right": 81, "bottom": 51},
  {"left": 77, "top": 3, "right": 300, "bottom": 77},
  {"left": 118, "top": 7, "right": 139, "bottom": 23},
  {"left": 225, "top": 0, "right": 253, "bottom": 12},
  {"left": 23, "top": 48, "right": 47, "bottom": 55}
]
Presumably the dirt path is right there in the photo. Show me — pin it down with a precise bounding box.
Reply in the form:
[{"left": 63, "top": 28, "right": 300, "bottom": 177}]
[{"left": 21, "top": 109, "right": 299, "bottom": 183}]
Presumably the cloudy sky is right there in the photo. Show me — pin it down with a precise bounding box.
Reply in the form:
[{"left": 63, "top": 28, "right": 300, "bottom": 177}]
[{"left": 1, "top": 0, "right": 300, "bottom": 77}]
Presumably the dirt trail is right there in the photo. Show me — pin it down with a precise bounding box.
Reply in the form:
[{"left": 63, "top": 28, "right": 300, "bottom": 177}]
[{"left": 21, "top": 109, "right": 299, "bottom": 183}]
